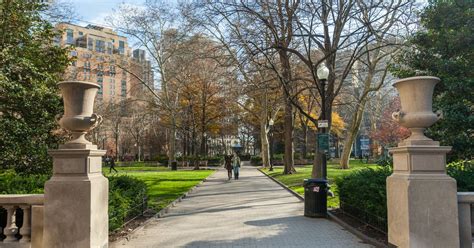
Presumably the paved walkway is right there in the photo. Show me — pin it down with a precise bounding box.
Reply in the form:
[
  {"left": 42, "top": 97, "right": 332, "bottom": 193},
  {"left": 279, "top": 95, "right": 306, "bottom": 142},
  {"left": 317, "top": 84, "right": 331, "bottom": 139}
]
[{"left": 111, "top": 164, "right": 372, "bottom": 248}]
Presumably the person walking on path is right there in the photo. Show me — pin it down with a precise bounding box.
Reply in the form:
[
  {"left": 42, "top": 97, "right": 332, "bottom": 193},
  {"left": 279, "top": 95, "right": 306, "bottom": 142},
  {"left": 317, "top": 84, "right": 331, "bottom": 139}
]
[
  {"left": 109, "top": 156, "right": 118, "bottom": 173},
  {"left": 224, "top": 155, "right": 233, "bottom": 180},
  {"left": 232, "top": 153, "right": 241, "bottom": 180}
]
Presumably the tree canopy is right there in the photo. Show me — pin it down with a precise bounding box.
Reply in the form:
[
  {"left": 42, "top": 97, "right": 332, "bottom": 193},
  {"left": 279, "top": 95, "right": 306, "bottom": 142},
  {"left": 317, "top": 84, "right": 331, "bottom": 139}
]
[
  {"left": 392, "top": 0, "right": 474, "bottom": 161},
  {"left": 0, "top": 0, "right": 71, "bottom": 174}
]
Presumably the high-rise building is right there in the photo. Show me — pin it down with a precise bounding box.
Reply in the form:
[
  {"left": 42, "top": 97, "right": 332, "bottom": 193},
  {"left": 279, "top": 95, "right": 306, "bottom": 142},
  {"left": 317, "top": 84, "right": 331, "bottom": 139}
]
[
  {"left": 56, "top": 23, "right": 153, "bottom": 102},
  {"left": 132, "top": 48, "right": 154, "bottom": 93}
]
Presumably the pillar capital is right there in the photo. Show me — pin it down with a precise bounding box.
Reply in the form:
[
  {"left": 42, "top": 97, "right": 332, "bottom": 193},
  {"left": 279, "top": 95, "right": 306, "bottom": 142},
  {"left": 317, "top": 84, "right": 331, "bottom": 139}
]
[{"left": 389, "top": 145, "right": 451, "bottom": 174}]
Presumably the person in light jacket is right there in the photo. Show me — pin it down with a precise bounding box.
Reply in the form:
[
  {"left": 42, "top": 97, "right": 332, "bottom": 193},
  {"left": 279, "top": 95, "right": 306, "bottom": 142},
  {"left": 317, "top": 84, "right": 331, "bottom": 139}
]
[{"left": 232, "top": 152, "right": 241, "bottom": 180}]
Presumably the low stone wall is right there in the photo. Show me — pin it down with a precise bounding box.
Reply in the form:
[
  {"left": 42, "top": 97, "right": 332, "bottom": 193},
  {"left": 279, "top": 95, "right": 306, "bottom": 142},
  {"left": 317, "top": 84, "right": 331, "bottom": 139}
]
[
  {"left": 457, "top": 192, "right": 474, "bottom": 248},
  {"left": 0, "top": 194, "right": 44, "bottom": 248}
]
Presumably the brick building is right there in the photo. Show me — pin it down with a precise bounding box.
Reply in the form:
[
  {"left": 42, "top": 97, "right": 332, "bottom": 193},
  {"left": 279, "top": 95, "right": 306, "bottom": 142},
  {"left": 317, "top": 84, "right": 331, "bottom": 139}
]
[{"left": 56, "top": 23, "right": 154, "bottom": 102}]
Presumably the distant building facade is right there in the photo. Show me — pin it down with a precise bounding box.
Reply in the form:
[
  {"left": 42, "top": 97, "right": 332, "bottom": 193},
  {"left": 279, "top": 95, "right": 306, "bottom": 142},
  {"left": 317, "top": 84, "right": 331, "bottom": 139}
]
[{"left": 56, "top": 23, "right": 154, "bottom": 102}]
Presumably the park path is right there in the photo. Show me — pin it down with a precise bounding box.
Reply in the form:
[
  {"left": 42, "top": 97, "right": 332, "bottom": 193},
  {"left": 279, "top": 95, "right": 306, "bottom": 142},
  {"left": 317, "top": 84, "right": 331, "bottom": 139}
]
[{"left": 111, "top": 163, "right": 372, "bottom": 248}]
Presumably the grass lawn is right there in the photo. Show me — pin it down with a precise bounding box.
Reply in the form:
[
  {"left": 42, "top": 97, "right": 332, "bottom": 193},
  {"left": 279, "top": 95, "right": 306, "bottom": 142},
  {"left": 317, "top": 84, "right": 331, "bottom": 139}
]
[
  {"left": 102, "top": 166, "right": 169, "bottom": 173},
  {"left": 262, "top": 160, "right": 380, "bottom": 208},
  {"left": 106, "top": 169, "right": 215, "bottom": 211}
]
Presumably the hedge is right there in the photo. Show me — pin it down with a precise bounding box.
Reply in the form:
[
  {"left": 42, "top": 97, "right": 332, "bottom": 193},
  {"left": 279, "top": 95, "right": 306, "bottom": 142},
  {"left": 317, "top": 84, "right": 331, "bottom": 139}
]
[
  {"left": 108, "top": 175, "right": 147, "bottom": 231},
  {"left": 336, "top": 160, "right": 474, "bottom": 232},
  {"left": 335, "top": 167, "right": 392, "bottom": 232},
  {"left": 250, "top": 156, "right": 262, "bottom": 166},
  {"left": 0, "top": 170, "right": 49, "bottom": 194},
  {"left": 0, "top": 171, "right": 148, "bottom": 232},
  {"left": 447, "top": 160, "right": 474, "bottom": 192}
]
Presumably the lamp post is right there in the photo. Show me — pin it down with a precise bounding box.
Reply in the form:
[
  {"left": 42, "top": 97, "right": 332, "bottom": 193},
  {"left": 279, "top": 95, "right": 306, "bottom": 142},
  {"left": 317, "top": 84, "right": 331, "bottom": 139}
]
[
  {"left": 302, "top": 63, "right": 330, "bottom": 218},
  {"left": 317, "top": 64, "right": 329, "bottom": 180},
  {"left": 268, "top": 119, "right": 274, "bottom": 171}
]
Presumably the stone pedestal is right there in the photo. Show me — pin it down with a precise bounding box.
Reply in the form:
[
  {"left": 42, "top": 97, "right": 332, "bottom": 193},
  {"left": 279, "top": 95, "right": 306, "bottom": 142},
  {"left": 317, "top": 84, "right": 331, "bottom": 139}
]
[
  {"left": 387, "top": 145, "right": 460, "bottom": 248},
  {"left": 43, "top": 148, "right": 108, "bottom": 248}
]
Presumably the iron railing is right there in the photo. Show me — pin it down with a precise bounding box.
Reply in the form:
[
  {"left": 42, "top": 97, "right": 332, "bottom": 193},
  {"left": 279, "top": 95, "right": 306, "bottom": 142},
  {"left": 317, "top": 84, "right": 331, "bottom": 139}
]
[{"left": 339, "top": 200, "right": 387, "bottom": 234}]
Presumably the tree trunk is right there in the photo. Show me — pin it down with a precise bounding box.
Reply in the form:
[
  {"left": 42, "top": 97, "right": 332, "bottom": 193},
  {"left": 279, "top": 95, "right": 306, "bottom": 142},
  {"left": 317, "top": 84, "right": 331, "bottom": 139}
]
[
  {"left": 138, "top": 144, "right": 142, "bottom": 162},
  {"left": 302, "top": 123, "right": 308, "bottom": 159},
  {"left": 167, "top": 114, "right": 177, "bottom": 164},
  {"left": 260, "top": 121, "right": 271, "bottom": 168},
  {"left": 114, "top": 131, "right": 119, "bottom": 162},
  {"left": 283, "top": 96, "right": 295, "bottom": 174},
  {"left": 340, "top": 98, "right": 368, "bottom": 169},
  {"left": 279, "top": 50, "right": 295, "bottom": 175}
]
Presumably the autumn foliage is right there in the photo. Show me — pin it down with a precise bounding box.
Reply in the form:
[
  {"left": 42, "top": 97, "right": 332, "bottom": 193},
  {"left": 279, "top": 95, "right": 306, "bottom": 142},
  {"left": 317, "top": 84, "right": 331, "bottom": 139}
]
[{"left": 370, "top": 97, "right": 410, "bottom": 148}]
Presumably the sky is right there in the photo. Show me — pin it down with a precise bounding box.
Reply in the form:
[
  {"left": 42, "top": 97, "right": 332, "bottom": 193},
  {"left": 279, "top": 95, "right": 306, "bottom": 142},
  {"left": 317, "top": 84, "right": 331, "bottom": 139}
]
[{"left": 67, "top": 0, "right": 147, "bottom": 27}]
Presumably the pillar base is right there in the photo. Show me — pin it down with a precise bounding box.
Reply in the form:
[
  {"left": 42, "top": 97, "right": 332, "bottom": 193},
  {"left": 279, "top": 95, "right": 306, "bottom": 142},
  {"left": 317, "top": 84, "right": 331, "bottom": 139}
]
[
  {"left": 387, "top": 146, "right": 459, "bottom": 248},
  {"left": 43, "top": 149, "right": 108, "bottom": 248}
]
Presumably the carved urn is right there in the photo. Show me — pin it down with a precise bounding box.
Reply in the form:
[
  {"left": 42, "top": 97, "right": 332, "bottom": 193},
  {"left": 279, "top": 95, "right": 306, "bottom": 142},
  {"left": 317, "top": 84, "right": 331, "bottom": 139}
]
[
  {"left": 391, "top": 76, "right": 442, "bottom": 145},
  {"left": 58, "top": 81, "right": 102, "bottom": 147}
]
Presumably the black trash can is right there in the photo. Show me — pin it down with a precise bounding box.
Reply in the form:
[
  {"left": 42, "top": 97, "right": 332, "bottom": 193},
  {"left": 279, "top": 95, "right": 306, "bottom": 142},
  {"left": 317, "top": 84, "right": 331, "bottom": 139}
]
[
  {"left": 171, "top": 161, "right": 177, "bottom": 171},
  {"left": 303, "top": 178, "right": 329, "bottom": 217}
]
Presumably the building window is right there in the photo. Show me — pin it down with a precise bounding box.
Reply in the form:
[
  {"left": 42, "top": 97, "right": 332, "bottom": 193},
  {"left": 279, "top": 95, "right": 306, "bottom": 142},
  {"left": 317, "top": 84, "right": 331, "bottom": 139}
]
[
  {"left": 121, "top": 80, "right": 127, "bottom": 97},
  {"left": 97, "top": 76, "right": 103, "bottom": 95},
  {"left": 109, "top": 78, "right": 115, "bottom": 97},
  {"left": 83, "top": 61, "right": 91, "bottom": 80},
  {"left": 84, "top": 61, "right": 91, "bottom": 70},
  {"left": 109, "top": 65, "right": 116, "bottom": 77},
  {"left": 79, "top": 31, "right": 83, "bottom": 36},
  {"left": 66, "top": 29, "right": 74, "bottom": 44},
  {"left": 118, "top": 40, "right": 125, "bottom": 54},
  {"left": 97, "top": 63, "right": 104, "bottom": 76},
  {"left": 95, "top": 40, "right": 105, "bottom": 53},
  {"left": 107, "top": 42, "right": 113, "bottom": 54},
  {"left": 87, "top": 38, "right": 94, "bottom": 50}
]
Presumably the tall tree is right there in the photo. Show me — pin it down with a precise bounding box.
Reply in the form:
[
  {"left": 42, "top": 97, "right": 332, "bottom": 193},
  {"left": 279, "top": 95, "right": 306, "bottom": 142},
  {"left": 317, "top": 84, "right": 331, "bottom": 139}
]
[
  {"left": 109, "top": 1, "right": 187, "bottom": 164},
  {"left": 392, "top": 0, "right": 474, "bottom": 161},
  {"left": 193, "top": 0, "right": 300, "bottom": 174},
  {"left": 0, "top": 0, "right": 71, "bottom": 174}
]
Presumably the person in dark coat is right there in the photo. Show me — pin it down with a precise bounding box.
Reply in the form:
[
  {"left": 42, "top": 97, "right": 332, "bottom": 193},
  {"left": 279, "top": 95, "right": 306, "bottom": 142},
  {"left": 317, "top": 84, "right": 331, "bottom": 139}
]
[
  {"left": 224, "top": 155, "right": 233, "bottom": 180},
  {"left": 109, "top": 156, "right": 118, "bottom": 173}
]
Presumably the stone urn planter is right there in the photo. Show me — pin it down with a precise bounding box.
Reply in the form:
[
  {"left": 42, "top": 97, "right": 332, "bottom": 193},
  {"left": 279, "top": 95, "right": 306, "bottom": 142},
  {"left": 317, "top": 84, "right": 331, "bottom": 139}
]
[
  {"left": 58, "top": 81, "right": 102, "bottom": 146},
  {"left": 391, "top": 76, "right": 442, "bottom": 145}
]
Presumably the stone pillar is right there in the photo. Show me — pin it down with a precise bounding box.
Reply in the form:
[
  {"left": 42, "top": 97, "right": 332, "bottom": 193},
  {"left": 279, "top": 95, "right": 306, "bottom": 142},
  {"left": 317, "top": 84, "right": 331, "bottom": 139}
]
[
  {"left": 387, "top": 145, "right": 459, "bottom": 247},
  {"left": 387, "top": 76, "right": 459, "bottom": 247},
  {"left": 43, "top": 147, "right": 108, "bottom": 248}
]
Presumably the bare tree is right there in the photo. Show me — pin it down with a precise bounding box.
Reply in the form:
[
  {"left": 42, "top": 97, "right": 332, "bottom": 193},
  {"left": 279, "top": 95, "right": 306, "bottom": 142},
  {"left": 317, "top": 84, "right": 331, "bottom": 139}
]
[
  {"left": 108, "top": 1, "right": 189, "bottom": 163},
  {"left": 189, "top": 0, "right": 300, "bottom": 174}
]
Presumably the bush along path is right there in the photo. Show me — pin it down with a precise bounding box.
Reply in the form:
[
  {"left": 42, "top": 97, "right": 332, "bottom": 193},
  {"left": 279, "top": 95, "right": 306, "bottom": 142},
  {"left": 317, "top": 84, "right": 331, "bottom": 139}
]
[
  {"left": 261, "top": 160, "right": 474, "bottom": 244},
  {"left": 262, "top": 160, "right": 379, "bottom": 208}
]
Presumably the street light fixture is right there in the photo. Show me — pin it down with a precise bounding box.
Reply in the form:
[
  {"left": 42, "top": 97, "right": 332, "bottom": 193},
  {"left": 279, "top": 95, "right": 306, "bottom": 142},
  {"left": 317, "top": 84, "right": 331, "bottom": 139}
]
[
  {"left": 268, "top": 118, "right": 275, "bottom": 171},
  {"left": 302, "top": 63, "right": 330, "bottom": 219},
  {"left": 317, "top": 63, "right": 329, "bottom": 180}
]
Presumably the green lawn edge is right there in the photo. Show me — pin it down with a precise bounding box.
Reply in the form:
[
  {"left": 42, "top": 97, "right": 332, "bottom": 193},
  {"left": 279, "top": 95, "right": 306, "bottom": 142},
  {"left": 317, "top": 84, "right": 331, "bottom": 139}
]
[{"left": 260, "top": 161, "right": 380, "bottom": 208}]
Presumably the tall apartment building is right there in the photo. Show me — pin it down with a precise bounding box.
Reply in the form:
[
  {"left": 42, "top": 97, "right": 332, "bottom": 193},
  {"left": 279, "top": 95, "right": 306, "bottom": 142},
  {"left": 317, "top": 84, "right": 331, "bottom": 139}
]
[{"left": 56, "top": 23, "right": 154, "bottom": 102}]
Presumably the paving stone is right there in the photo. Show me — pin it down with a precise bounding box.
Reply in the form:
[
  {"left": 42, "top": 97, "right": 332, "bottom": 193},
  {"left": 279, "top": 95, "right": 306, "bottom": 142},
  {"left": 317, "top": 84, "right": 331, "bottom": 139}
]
[{"left": 111, "top": 163, "right": 373, "bottom": 248}]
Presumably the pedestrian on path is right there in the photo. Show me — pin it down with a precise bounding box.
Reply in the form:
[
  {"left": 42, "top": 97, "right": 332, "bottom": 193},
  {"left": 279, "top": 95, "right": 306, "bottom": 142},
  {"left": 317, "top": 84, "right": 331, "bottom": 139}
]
[
  {"left": 232, "top": 152, "right": 241, "bottom": 180},
  {"left": 109, "top": 156, "right": 118, "bottom": 173},
  {"left": 224, "top": 155, "right": 233, "bottom": 180}
]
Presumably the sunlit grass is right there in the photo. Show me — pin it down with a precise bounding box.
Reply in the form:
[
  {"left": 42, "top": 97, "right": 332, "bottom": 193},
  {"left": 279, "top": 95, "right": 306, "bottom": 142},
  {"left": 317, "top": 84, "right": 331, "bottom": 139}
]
[
  {"left": 262, "top": 160, "right": 380, "bottom": 208},
  {"left": 102, "top": 166, "right": 169, "bottom": 173},
  {"left": 107, "top": 170, "right": 215, "bottom": 210}
]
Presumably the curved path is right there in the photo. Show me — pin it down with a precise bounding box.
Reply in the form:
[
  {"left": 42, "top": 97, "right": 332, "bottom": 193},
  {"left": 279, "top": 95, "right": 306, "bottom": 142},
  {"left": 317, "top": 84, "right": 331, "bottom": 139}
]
[{"left": 111, "top": 164, "right": 372, "bottom": 248}]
